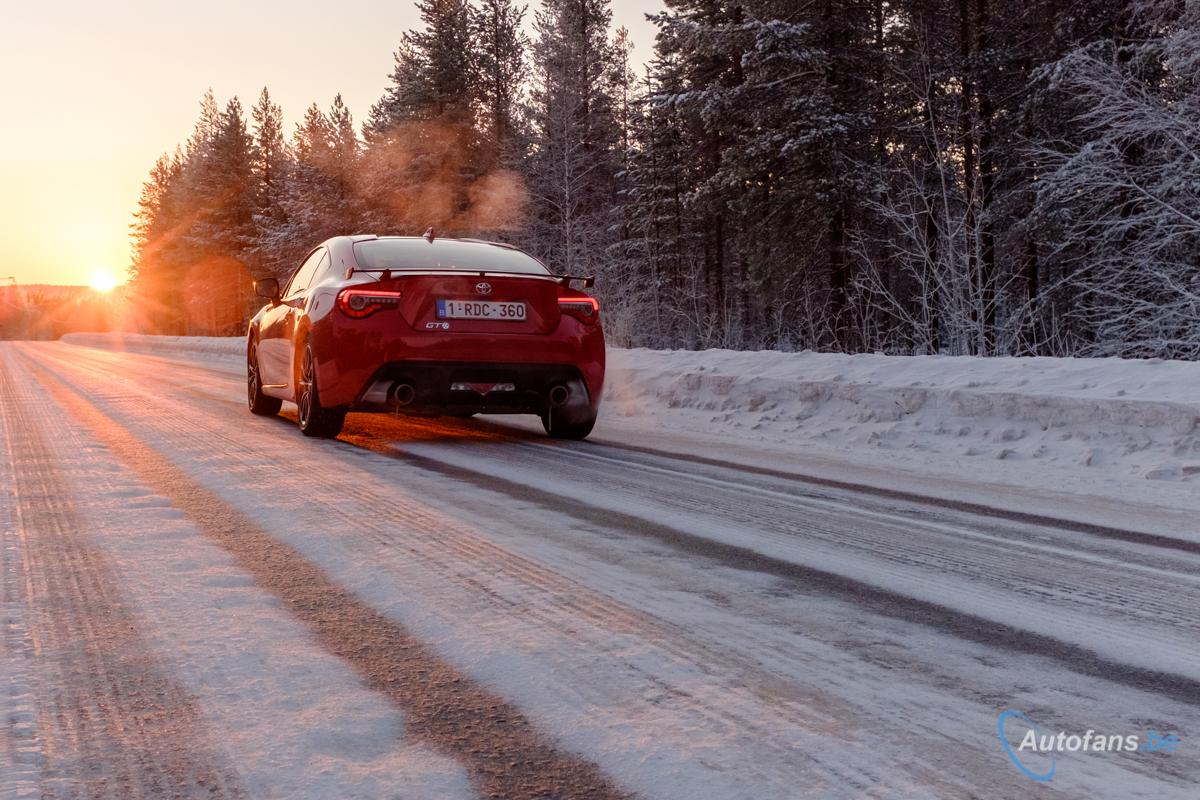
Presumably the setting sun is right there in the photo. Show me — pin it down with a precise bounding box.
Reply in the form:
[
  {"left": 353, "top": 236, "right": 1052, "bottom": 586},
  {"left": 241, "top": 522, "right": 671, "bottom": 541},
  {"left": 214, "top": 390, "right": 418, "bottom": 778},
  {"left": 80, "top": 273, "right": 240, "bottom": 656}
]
[{"left": 88, "top": 269, "right": 120, "bottom": 293}]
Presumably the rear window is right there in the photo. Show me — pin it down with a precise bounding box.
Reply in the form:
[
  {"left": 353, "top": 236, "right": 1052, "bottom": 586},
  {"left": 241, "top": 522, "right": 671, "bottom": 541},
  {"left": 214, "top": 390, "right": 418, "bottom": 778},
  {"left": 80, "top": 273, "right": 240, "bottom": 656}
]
[{"left": 353, "top": 238, "right": 550, "bottom": 275}]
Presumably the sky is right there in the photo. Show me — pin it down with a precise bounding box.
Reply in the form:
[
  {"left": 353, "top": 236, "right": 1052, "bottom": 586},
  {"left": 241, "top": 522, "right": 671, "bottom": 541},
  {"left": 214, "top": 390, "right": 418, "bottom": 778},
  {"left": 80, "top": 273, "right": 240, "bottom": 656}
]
[{"left": 0, "top": 0, "right": 662, "bottom": 288}]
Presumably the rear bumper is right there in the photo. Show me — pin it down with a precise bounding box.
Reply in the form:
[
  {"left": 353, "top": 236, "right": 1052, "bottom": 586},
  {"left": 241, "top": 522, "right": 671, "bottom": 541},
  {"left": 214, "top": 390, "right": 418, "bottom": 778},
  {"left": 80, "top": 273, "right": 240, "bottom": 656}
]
[
  {"left": 311, "top": 309, "right": 605, "bottom": 416},
  {"left": 351, "top": 361, "right": 595, "bottom": 422}
]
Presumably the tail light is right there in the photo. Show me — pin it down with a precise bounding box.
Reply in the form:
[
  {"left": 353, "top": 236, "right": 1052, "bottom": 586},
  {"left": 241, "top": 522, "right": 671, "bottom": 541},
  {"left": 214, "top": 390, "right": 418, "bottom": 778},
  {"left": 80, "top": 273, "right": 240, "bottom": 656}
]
[
  {"left": 337, "top": 288, "right": 403, "bottom": 319},
  {"left": 558, "top": 296, "right": 599, "bottom": 325}
]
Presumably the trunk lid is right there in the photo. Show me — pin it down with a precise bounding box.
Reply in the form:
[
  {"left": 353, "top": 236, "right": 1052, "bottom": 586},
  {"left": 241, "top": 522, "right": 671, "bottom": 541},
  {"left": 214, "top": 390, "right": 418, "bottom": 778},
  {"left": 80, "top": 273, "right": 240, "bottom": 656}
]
[{"left": 377, "top": 273, "right": 563, "bottom": 335}]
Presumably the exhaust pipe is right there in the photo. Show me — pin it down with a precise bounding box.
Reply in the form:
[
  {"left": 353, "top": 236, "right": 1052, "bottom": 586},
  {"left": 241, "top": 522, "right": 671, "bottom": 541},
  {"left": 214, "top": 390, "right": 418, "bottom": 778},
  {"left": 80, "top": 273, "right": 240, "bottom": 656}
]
[
  {"left": 391, "top": 382, "right": 416, "bottom": 407},
  {"left": 547, "top": 384, "right": 570, "bottom": 408}
]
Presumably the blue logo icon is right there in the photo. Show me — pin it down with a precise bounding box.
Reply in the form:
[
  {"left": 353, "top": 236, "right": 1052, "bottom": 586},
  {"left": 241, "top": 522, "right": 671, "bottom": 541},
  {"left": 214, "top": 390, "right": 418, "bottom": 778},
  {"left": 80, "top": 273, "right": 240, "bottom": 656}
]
[{"left": 998, "top": 709, "right": 1057, "bottom": 782}]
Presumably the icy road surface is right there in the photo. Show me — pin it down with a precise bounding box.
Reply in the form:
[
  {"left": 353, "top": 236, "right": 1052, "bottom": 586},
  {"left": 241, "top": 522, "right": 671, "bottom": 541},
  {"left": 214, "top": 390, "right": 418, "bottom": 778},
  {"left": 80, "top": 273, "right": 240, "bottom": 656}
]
[{"left": 2, "top": 340, "right": 1197, "bottom": 799}]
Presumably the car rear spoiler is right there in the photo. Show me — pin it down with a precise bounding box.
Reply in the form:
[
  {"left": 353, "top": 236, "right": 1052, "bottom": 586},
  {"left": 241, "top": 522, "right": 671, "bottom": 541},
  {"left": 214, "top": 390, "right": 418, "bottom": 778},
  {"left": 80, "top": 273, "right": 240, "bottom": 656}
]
[{"left": 345, "top": 267, "right": 595, "bottom": 289}]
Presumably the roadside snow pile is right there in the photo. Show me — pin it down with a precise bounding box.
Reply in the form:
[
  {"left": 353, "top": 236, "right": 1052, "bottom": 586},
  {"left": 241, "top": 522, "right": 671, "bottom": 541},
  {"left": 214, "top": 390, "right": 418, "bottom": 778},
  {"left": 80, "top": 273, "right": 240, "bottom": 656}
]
[
  {"left": 63, "top": 333, "right": 242, "bottom": 359},
  {"left": 604, "top": 349, "right": 1200, "bottom": 482},
  {"left": 62, "top": 333, "right": 1200, "bottom": 482}
]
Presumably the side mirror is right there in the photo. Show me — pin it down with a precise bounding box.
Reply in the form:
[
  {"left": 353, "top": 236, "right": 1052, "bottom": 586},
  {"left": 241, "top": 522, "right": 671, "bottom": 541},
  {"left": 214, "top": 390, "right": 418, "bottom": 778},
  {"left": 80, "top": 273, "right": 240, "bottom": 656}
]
[{"left": 255, "top": 278, "right": 280, "bottom": 302}]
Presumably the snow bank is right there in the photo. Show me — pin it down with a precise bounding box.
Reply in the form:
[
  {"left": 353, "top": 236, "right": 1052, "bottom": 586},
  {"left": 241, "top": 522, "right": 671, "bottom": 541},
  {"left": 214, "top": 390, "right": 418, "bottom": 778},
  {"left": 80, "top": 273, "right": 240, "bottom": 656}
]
[
  {"left": 62, "top": 332, "right": 243, "bottom": 360},
  {"left": 605, "top": 348, "right": 1200, "bottom": 482},
  {"left": 63, "top": 333, "right": 1200, "bottom": 482}
]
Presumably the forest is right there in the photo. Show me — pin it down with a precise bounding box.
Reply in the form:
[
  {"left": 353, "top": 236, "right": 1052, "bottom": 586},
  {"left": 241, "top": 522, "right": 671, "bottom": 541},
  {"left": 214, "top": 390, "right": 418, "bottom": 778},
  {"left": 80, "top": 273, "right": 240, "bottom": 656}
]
[{"left": 130, "top": 0, "right": 1200, "bottom": 358}]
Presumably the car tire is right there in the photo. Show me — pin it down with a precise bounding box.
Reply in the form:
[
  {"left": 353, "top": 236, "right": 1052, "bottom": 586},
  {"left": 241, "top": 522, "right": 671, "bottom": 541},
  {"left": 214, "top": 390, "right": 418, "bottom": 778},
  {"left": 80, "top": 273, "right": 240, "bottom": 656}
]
[
  {"left": 297, "top": 345, "right": 346, "bottom": 438},
  {"left": 540, "top": 410, "right": 596, "bottom": 440},
  {"left": 247, "top": 340, "right": 282, "bottom": 416}
]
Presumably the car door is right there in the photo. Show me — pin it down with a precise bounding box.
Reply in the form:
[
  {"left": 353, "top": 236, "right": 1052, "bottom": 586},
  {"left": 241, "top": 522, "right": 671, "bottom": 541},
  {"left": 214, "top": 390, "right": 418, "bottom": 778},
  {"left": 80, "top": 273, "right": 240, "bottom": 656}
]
[{"left": 258, "top": 248, "right": 327, "bottom": 392}]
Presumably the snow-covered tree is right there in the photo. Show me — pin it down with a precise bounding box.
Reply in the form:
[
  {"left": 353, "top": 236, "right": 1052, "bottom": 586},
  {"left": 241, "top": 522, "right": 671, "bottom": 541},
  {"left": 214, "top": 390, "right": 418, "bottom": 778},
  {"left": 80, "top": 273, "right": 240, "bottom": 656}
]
[
  {"left": 366, "top": 0, "right": 478, "bottom": 135},
  {"left": 474, "top": 0, "right": 529, "bottom": 167},
  {"left": 130, "top": 149, "right": 187, "bottom": 332},
  {"left": 248, "top": 88, "right": 292, "bottom": 279},
  {"left": 250, "top": 88, "right": 287, "bottom": 197},
  {"left": 125, "top": 0, "right": 1199, "bottom": 356},
  {"left": 259, "top": 99, "right": 365, "bottom": 270},
  {"left": 1034, "top": 0, "right": 1200, "bottom": 358},
  {"left": 629, "top": 1, "right": 840, "bottom": 348},
  {"left": 359, "top": 0, "right": 529, "bottom": 233},
  {"left": 523, "top": 0, "right": 623, "bottom": 278}
]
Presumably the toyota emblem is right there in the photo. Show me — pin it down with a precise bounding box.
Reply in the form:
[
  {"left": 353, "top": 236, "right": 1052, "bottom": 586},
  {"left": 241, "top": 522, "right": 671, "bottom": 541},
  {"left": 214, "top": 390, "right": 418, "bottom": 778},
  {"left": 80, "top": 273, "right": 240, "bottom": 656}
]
[{"left": 475, "top": 282, "right": 492, "bottom": 295}]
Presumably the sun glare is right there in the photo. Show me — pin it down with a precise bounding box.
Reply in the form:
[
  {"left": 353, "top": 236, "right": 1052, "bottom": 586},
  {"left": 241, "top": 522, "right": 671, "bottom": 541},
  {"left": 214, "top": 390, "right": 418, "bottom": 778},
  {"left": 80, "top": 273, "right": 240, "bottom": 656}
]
[{"left": 88, "top": 270, "right": 120, "bottom": 293}]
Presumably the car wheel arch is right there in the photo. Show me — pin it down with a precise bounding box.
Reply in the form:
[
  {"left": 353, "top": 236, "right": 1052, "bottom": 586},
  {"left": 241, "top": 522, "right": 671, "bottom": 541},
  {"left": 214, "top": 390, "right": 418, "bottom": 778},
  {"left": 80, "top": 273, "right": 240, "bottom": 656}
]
[{"left": 292, "top": 318, "right": 323, "bottom": 400}]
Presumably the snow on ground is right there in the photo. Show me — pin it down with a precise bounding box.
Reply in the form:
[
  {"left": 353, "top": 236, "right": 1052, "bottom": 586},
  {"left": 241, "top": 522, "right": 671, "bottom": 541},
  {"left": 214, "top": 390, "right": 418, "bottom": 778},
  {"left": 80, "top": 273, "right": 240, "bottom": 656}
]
[
  {"left": 1, "top": 345, "right": 475, "bottom": 800},
  {"left": 31, "top": 340, "right": 1200, "bottom": 798},
  {"left": 38, "top": 336, "right": 1200, "bottom": 798},
  {"left": 63, "top": 332, "right": 1200, "bottom": 490},
  {"left": 64, "top": 332, "right": 247, "bottom": 360},
  {"left": 64, "top": 465, "right": 476, "bottom": 800}
]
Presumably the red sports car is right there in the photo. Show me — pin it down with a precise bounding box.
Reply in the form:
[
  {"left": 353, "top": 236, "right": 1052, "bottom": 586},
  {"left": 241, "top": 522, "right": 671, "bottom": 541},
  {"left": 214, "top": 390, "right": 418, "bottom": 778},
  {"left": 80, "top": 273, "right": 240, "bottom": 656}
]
[{"left": 246, "top": 234, "right": 604, "bottom": 439}]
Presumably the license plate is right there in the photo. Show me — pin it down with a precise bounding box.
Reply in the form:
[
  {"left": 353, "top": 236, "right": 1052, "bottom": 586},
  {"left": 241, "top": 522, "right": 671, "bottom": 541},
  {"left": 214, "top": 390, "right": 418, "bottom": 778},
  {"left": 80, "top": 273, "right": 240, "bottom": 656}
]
[{"left": 436, "top": 299, "right": 527, "bottom": 321}]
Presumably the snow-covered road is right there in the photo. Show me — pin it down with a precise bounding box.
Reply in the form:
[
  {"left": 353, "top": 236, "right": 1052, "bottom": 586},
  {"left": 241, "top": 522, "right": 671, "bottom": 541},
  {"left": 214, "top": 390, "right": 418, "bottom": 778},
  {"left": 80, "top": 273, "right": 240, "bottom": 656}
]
[{"left": 2, "top": 340, "right": 1196, "bottom": 799}]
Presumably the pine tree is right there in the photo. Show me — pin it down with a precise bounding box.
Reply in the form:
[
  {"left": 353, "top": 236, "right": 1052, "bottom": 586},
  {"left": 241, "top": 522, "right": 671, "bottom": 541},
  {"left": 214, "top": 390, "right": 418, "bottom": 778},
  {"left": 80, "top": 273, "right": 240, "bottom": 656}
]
[
  {"left": 617, "top": 66, "right": 696, "bottom": 346},
  {"left": 635, "top": 1, "right": 837, "bottom": 347},
  {"left": 523, "top": 0, "right": 623, "bottom": 278},
  {"left": 129, "top": 91, "right": 259, "bottom": 334},
  {"left": 187, "top": 89, "right": 222, "bottom": 163},
  {"left": 846, "top": 0, "right": 1133, "bottom": 355},
  {"left": 248, "top": 88, "right": 292, "bottom": 279},
  {"left": 187, "top": 97, "right": 256, "bottom": 257},
  {"left": 126, "top": 1, "right": 1199, "bottom": 357},
  {"left": 361, "top": 0, "right": 528, "bottom": 233},
  {"left": 130, "top": 149, "right": 187, "bottom": 333},
  {"left": 474, "top": 0, "right": 530, "bottom": 167},
  {"left": 250, "top": 88, "right": 287, "bottom": 195},
  {"left": 263, "top": 96, "right": 365, "bottom": 257},
  {"left": 365, "top": 0, "right": 478, "bottom": 135},
  {"left": 183, "top": 97, "right": 257, "bottom": 333}
]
